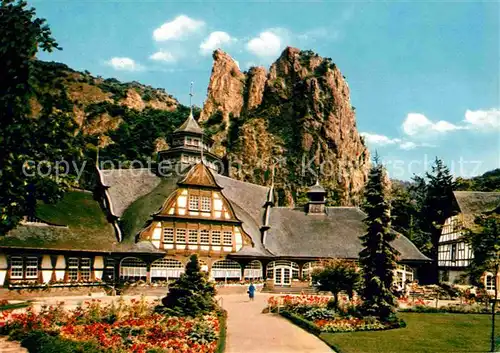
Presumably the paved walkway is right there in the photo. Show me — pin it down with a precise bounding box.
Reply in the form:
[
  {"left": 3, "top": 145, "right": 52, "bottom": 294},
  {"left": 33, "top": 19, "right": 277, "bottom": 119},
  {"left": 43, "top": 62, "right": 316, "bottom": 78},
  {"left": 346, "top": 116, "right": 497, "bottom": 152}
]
[
  {"left": 0, "top": 337, "right": 27, "bottom": 353},
  {"left": 221, "top": 294, "right": 333, "bottom": 353}
]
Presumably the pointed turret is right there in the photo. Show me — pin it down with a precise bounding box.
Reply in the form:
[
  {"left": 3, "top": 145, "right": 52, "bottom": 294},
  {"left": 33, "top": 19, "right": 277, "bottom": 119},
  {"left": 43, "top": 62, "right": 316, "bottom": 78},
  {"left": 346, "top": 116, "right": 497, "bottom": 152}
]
[
  {"left": 306, "top": 179, "right": 327, "bottom": 215},
  {"left": 157, "top": 83, "right": 222, "bottom": 175}
]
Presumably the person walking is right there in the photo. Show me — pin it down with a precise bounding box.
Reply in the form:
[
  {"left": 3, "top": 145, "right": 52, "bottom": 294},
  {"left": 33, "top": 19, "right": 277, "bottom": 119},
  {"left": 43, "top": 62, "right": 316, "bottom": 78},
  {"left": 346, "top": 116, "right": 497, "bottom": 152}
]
[{"left": 247, "top": 282, "right": 256, "bottom": 301}]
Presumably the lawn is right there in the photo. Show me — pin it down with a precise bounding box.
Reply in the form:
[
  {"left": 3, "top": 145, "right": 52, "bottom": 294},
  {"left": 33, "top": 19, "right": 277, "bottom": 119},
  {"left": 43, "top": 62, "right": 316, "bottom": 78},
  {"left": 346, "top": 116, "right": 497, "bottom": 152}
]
[{"left": 320, "top": 312, "right": 491, "bottom": 353}]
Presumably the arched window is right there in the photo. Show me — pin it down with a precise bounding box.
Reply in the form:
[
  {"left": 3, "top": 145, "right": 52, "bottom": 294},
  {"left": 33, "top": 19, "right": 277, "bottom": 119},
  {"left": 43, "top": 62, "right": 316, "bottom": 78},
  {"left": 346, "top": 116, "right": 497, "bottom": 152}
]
[
  {"left": 151, "top": 258, "right": 184, "bottom": 279},
  {"left": 244, "top": 260, "right": 263, "bottom": 279},
  {"left": 120, "top": 257, "right": 147, "bottom": 280},
  {"left": 211, "top": 259, "right": 241, "bottom": 281},
  {"left": 266, "top": 261, "right": 299, "bottom": 286},
  {"left": 485, "top": 273, "right": 495, "bottom": 291},
  {"left": 302, "top": 261, "right": 322, "bottom": 281}
]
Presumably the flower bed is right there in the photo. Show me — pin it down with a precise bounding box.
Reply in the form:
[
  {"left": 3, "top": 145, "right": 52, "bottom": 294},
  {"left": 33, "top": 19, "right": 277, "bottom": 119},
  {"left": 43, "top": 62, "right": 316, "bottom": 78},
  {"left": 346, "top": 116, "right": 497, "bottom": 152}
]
[
  {"left": 0, "top": 297, "right": 222, "bottom": 353},
  {"left": 268, "top": 295, "right": 405, "bottom": 334}
]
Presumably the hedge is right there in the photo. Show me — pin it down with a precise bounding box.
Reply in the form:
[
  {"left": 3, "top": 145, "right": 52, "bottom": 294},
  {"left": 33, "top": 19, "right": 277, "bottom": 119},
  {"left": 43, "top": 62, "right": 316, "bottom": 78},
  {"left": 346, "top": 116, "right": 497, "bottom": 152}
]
[
  {"left": 280, "top": 310, "right": 321, "bottom": 336},
  {"left": 21, "top": 331, "right": 104, "bottom": 353},
  {"left": 216, "top": 309, "right": 228, "bottom": 353}
]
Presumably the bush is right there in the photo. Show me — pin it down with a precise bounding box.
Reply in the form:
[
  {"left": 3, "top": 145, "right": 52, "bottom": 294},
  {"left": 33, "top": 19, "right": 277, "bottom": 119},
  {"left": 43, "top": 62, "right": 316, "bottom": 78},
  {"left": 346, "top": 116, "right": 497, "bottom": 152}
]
[
  {"left": 160, "top": 254, "right": 216, "bottom": 317},
  {"left": 21, "top": 331, "right": 104, "bottom": 353},
  {"left": 302, "top": 307, "right": 336, "bottom": 321},
  {"left": 400, "top": 303, "right": 490, "bottom": 314}
]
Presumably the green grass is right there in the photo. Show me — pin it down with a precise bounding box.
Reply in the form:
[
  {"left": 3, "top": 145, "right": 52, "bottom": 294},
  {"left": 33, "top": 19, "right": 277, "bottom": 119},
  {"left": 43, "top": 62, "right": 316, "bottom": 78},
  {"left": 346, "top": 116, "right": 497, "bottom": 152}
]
[
  {"left": 0, "top": 302, "right": 31, "bottom": 311},
  {"left": 320, "top": 313, "right": 491, "bottom": 353}
]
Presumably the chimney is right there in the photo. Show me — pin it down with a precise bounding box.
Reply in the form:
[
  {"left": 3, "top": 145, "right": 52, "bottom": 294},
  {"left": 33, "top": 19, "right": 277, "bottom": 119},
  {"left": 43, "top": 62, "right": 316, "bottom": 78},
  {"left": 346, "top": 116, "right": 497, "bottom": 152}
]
[{"left": 306, "top": 180, "right": 326, "bottom": 215}]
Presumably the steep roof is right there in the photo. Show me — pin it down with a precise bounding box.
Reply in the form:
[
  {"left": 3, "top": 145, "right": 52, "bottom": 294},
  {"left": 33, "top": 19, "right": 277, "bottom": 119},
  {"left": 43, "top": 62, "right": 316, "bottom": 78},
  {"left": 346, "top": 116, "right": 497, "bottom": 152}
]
[
  {"left": 265, "top": 207, "right": 429, "bottom": 262},
  {"left": 454, "top": 191, "right": 500, "bottom": 227},
  {"left": 174, "top": 111, "right": 203, "bottom": 134},
  {"left": 0, "top": 190, "right": 118, "bottom": 252},
  {"left": 99, "top": 168, "right": 162, "bottom": 217},
  {"left": 178, "top": 162, "right": 221, "bottom": 188}
]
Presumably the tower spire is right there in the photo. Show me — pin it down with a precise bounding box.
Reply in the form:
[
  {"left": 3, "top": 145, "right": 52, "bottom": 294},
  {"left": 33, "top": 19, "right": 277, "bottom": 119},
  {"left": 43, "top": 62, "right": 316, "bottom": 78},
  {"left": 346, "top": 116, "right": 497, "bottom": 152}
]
[{"left": 189, "top": 81, "right": 194, "bottom": 117}]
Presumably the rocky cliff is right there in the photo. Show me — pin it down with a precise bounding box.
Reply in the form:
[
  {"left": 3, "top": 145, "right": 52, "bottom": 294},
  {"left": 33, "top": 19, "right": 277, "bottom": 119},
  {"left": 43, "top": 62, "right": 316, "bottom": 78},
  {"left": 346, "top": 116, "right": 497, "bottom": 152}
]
[
  {"left": 200, "top": 47, "right": 370, "bottom": 206},
  {"left": 32, "top": 61, "right": 179, "bottom": 147}
]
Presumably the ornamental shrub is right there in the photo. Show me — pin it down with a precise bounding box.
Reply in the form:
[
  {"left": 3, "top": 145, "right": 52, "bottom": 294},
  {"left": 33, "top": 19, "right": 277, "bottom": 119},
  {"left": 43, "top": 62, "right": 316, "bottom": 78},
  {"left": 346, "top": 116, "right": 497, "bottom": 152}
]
[
  {"left": 161, "top": 254, "right": 216, "bottom": 317},
  {"left": 21, "top": 331, "right": 104, "bottom": 353}
]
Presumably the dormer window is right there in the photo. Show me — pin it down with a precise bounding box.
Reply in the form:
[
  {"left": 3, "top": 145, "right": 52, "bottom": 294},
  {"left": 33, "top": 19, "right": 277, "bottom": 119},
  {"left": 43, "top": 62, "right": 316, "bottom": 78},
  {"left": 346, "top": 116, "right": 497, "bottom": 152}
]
[{"left": 189, "top": 195, "right": 199, "bottom": 210}]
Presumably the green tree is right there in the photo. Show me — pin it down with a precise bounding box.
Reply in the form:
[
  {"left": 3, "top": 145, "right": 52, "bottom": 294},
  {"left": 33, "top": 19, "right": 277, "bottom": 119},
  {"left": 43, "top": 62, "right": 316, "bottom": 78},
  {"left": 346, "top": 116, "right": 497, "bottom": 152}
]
[
  {"left": 465, "top": 214, "right": 500, "bottom": 352},
  {"left": 311, "top": 259, "right": 361, "bottom": 309},
  {"left": 359, "top": 158, "right": 399, "bottom": 320},
  {"left": 161, "top": 254, "right": 216, "bottom": 317},
  {"left": 421, "top": 158, "right": 457, "bottom": 283},
  {"left": 0, "top": 0, "right": 78, "bottom": 234}
]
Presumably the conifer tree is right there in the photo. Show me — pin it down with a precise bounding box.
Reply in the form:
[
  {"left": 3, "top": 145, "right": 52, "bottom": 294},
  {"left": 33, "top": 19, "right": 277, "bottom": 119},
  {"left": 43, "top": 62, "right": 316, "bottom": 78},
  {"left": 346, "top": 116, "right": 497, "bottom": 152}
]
[
  {"left": 161, "top": 254, "right": 216, "bottom": 317},
  {"left": 422, "top": 158, "right": 456, "bottom": 283},
  {"left": 359, "top": 157, "right": 399, "bottom": 320}
]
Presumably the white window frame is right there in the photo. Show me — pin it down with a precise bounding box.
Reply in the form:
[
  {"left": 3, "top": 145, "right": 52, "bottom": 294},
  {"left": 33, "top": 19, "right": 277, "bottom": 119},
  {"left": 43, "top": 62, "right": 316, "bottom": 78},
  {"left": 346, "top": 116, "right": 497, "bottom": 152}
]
[
  {"left": 201, "top": 196, "right": 211, "bottom": 212},
  {"left": 68, "top": 258, "right": 79, "bottom": 282},
  {"left": 25, "top": 257, "right": 39, "bottom": 279},
  {"left": 80, "top": 258, "right": 91, "bottom": 281},
  {"left": 200, "top": 229, "right": 210, "bottom": 245},
  {"left": 163, "top": 228, "right": 174, "bottom": 243},
  {"left": 189, "top": 195, "right": 199, "bottom": 211},
  {"left": 176, "top": 229, "right": 186, "bottom": 243},
  {"left": 223, "top": 231, "right": 232, "bottom": 246},
  {"left": 211, "top": 230, "right": 221, "bottom": 245},
  {"left": 486, "top": 274, "right": 495, "bottom": 291},
  {"left": 10, "top": 257, "right": 24, "bottom": 279},
  {"left": 188, "top": 229, "right": 198, "bottom": 244}
]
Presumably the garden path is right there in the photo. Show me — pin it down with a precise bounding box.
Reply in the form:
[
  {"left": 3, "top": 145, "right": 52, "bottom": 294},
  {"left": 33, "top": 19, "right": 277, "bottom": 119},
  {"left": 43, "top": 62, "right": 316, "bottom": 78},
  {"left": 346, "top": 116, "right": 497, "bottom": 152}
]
[
  {"left": 220, "top": 294, "right": 334, "bottom": 353},
  {"left": 0, "top": 336, "right": 27, "bottom": 353}
]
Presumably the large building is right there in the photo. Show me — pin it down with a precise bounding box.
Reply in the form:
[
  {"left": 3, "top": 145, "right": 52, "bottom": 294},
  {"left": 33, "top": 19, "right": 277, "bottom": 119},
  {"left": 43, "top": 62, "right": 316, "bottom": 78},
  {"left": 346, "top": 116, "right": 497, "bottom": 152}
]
[
  {"left": 438, "top": 191, "right": 500, "bottom": 292},
  {"left": 0, "top": 112, "right": 429, "bottom": 291}
]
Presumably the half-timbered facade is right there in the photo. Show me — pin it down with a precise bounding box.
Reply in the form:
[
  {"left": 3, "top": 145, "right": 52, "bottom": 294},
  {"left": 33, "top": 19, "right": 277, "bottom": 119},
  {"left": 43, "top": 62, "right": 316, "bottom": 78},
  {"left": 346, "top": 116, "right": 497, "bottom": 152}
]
[
  {"left": 438, "top": 191, "right": 500, "bottom": 290},
  {"left": 0, "top": 112, "right": 430, "bottom": 291}
]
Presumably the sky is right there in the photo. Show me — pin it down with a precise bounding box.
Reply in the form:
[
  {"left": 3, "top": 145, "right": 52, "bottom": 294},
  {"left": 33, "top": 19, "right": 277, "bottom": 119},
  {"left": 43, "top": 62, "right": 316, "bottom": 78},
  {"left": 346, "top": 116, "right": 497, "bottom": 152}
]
[{"left": 31, "top": 0, "right": 499, "bottom": 180}]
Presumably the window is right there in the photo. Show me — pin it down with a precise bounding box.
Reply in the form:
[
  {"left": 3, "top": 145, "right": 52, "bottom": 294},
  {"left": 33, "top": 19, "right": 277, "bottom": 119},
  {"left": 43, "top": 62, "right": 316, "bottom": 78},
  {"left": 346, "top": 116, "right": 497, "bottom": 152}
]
[
  {"left": 120, "top": 257, "right": 147, "bottom": 280},
  {"left": 211, "top": 230, "right": 221, "bottom": 245},
  {"left": 80, "top": 258, "right": 91, "bottom": 281},
  {"left": 163, "top": 228, "right": 174, "bottom": 243},
  {"left": 187, "top": 137, "right": 192, "bottom": 145},
  {"left": 189, "top": 195, "right": 199, "bottom": 210},
  {"left": 176, "top": 229, "right": 186, "bottom": 243},
  {"left": 201, "top": 196, "right": 211, "bottom": 212},
  {"left": 451, "top": 244, "right": 457, "bottom": 261},
  {"left": 68, "top": 258, "right": 79, "bottom": 281},
  {"left": 200, "top": 230, "right": 210, "bottom": 244},
  {"left": 188, "top": 229, "right": 198, "bottom": 244},
  {"left": 25, "top": 258, "right": 38, "bottom": 279},
  {"left": 223, "top": 231, "right": 232, "bottom": 246},
  {"left": 104, "top": 259, "right": 115, "bottom": 282},
  {"left": 10, "top": 257, "right": 24, "bottom": 279},
  {"left": 486, "top": 274, "right": 495, "bottom": 291}
]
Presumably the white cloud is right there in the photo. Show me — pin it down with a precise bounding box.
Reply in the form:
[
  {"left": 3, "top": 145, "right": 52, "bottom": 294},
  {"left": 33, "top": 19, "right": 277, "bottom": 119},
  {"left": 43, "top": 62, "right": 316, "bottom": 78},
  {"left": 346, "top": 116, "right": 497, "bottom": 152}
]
[
  {"left": 464, "top": 109, "right": 500, "bottom": 130},
  {"left": 153, "top": 15, "right": 205, "bottom": 42},
  {"left": 399, "top": 141, "right": 417, "bottom": 150},
  {"left": 246, "top": 30, "right": 283, "bottom": 58},
  {"left": 361, "top": 133, "right": 401, "bottom": 146},
  {"left": 149, "top": 51, "right": 176, "bottom": 63},
  {"left": 106, "top": 57, "right": 143, "bottom": 71},
  {"left": 200, "top": 31, "right": 235, "bottom": 55},
  {"left": 402, "top": 113, "right": 462, "bottom": 136}
]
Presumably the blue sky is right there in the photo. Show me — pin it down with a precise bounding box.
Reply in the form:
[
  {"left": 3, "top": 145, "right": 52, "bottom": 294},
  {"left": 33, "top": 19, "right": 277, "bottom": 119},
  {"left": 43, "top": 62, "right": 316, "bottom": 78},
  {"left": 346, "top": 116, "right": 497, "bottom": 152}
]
[{"left": 32, "top": 1, "right": 499, "bottom": 180}]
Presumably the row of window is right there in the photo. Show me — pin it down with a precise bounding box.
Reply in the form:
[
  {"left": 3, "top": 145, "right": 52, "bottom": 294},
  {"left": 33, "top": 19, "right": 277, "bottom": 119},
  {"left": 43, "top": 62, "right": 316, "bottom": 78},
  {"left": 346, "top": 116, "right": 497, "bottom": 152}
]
[
  {"left": 188, "top": 195, "right": 211, "bottom": 212},
  {"left": 10, "top": 257, "right": 114, "bottom": 282},
  {"left": 163, "top": 228, "right": 232, "bottom": 246}
]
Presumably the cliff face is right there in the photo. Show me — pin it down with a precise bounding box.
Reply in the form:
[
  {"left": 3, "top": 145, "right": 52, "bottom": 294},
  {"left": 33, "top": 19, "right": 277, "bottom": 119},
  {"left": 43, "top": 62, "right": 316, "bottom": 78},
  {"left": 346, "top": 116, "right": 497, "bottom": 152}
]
[
  {"left": 32, "top": 61, "right": 178, "bottom": 146},
  {"left": 201, "top": 47, "right": 370, "bottom": 206}
]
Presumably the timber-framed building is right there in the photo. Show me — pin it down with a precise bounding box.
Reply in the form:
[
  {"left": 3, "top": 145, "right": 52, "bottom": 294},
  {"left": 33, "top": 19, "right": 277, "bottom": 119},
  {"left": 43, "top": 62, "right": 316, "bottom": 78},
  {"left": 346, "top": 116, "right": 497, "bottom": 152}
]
[{"left": 0, "top": 111, "right": 429, "bottom": 291}]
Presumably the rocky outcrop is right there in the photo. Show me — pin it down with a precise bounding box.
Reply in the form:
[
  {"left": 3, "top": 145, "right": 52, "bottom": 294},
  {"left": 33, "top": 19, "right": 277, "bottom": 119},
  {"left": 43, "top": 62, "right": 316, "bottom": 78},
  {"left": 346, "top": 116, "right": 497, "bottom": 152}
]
[
  {"left": 201, "top": 49, "right": 245, "bottom": 124},
  {"left": 202, "top": 47, "right": 370, "bottom": 206}
]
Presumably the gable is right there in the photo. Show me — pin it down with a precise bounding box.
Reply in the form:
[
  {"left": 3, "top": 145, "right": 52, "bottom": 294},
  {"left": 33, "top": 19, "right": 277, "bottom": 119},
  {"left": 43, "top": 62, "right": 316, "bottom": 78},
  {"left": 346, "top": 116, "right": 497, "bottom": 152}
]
[{"left": 178, "top": 162, "right": 221, "bottom": 189}]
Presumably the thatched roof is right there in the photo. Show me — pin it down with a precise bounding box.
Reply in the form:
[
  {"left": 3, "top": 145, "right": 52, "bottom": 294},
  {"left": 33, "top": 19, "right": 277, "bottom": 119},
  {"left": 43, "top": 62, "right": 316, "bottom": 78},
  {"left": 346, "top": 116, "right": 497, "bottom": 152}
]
[
  {"left": 264, "top": 207, "right": 430, "bottom": 262},
  {"left": 454, "top": 191, "right": 500, "bottom": 227}
]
